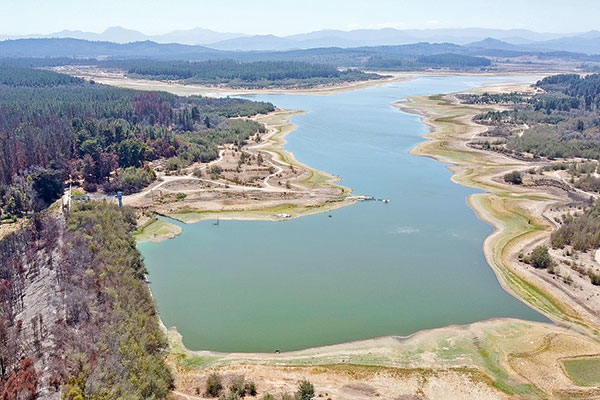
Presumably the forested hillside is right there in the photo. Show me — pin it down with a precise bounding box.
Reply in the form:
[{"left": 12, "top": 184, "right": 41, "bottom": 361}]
[
  {"left": 0, "top": 66, "right": 82, "bottom": 87},
  {"left": 0, "top": 202, "right": 173, "bottom": 398},
  {"left": 467, "top": 73, "right": 600, "bottom": 160},
  {"left": 0, "top": 66, "right": 273, "bottom": 221}
]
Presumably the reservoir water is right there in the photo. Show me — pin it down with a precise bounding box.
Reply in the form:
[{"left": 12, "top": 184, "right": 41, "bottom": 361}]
[{"left": 139, "top": 76, "right": 547, "bottom": 352}]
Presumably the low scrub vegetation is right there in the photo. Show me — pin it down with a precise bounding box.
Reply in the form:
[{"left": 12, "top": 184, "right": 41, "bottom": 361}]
[
  {"left": 296, "top": 380, "right": 315, "bottom": 400},
  {"left": 102, "top": 166, "right": 156, "bottom": 194},
  {"left": 205, "top": 373, "right": 224, "bottom": 397},
  {"left": 504, "top": 171, "right": 523, "bottom": 184},
  {"left": 574, "top": 175, "right": 600, "bottom": 192},
  {"left": 250, "top": 380, "right": 317, "bottom": 400},
  {"left": 552, "top": 200, "right": 600, "bottom": 251},
  {"left": 525, "top": 245, "right": 553, "bottom": 269},
  {"left": 203, "top": 373, "right": 258, "bottom": 400}
]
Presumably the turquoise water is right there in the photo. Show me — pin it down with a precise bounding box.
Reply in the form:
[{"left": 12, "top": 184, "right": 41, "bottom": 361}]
[{"left": 139, "top": 76, "right": 547, "bottom": 353}]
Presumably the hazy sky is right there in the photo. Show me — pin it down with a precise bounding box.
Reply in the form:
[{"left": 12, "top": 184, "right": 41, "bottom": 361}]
[{"left": 1, "top": 0, "right": 598, "bottom": 35}]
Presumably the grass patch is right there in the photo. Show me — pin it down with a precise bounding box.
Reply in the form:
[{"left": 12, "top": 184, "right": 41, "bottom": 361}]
[
  {"left": 178, "top": 355, "right": 216, "bottom": 369},
  {"left": 134, "top": 218, "right": 182, "bottom": 242},
  {"left": 475, "top": 341, "right": 546, "bottom": 398},
  {"left": 167, "top": 204, "right": 302, "bottom": 223},
  {"left": 435, "top": 116, "right": 466, "bottom": 125},
  {"left": 562, "top": 358, "right": 600, "bottom": 386}
]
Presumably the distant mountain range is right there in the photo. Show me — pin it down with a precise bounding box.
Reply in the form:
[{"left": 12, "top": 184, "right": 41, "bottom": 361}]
[
  {"left": 0, "top": 38, "right": 224, "bottom": 59},
  {"left": 0, "top": 26, "right": 247, "bottom": 46},
  {"left": 208, "top": 28, "right": 576, "bottom": 51},
  {"left": 1, "top": 26, "right": 600, "bottom": 54},
  {"left": 466, "top": 35, "right": 600, "bottom": 56},
  {"left": 1, "top": 37, "right": 599, "bottom": 67}
]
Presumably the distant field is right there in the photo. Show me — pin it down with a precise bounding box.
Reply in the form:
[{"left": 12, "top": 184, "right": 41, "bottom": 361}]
[{"left": 562, "top": 358, "right": 600, "bottom": 386}]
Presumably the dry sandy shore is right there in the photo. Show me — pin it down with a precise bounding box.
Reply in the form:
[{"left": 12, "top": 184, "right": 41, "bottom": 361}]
[
  {"left": 54, "top": 65, "right": 408, "bottom": 97},
  {"left": 153, "top": 78, "right": 600, "bottom": 400},
  {"left": 168, "top": 318, "right": 600, "bottom": 400}
]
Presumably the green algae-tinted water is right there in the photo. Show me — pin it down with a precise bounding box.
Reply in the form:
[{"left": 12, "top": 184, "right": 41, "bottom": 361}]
[{"left": 139, "top": 76, "right": 547, "bottom": 353}]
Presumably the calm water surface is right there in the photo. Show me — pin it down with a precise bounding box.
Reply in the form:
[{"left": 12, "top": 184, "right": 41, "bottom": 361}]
[{"left": 139, "top": 76, "right": 547, "bottom": 352}]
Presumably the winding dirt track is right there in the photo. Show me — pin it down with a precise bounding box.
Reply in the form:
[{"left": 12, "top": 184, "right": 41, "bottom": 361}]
[{"left": 125, "top": 145, "right": 296, "bottom": 206}]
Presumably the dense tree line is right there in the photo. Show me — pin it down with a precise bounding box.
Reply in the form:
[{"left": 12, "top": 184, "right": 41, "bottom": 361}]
[
  {"left": 459, "top": 92, "right": 525, "bottom": 104},
  {"left": 0, "top": 66, "right": 274, "bottom": 219},
  {"left": 416, "top": 53, "right": 491, "bottom": 67},
  {"left": 124, "top": 60, "right": 340, "bottom": 80},
  {"left": 111, "top": 59, "right": 382, "bottom": 88},
  {"left": 536, "top": 74, "right": 600, "bottom": 110},
  {"left": 0, "top": 66, "right": 83, "bottom": 87},
  {"left": 365, "top": 53, "right": 491, "bottom": 70},
  {"left": 580, "top": 64, "right": 600, "bottom": 73},
  {"left": 364, "top": 56, "right": 418, "bottom": 70},
  {"left": 60, "top": 202, "right": 173, "bottom": 398}
]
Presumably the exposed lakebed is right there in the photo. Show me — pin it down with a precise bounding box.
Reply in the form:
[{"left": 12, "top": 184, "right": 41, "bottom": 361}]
[{"left": 139, "top": 76, "right": 547, "bottom": 353}]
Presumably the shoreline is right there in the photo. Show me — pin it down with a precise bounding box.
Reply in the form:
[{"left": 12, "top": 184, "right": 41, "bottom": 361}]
[
  {"left": 137, "top": 75, "right": 600, "bottom": 398},
  {"left": 135, "top": 108, "right": 361, "bottom": 242},
  {"left": 395, "top": 91, "right": 600, "bottom": 333},
  {"left": 167, "top": 109, "right": 358, "bottom": 222},
  {"left": 167, "top": 316, "right": 584, "bottom": 360},
  {"left": 148, "top": 77, "right": 588, "bottom": 341},
  {"left": 167, "top": 316, "right": 600, "bottom": 398},
  {"left": 160, "top": 77, "right": 569, "bottom": 356},
  {"left": 55, "top": 65, "right": 409, "bottom": 97}
]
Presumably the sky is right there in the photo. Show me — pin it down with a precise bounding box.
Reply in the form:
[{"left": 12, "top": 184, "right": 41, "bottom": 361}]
[{"left": 1, "top": 0, "right": 598, "bottom": 36}]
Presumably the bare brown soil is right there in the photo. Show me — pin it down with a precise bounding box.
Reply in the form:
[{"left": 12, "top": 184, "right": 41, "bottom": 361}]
[{"left": 167, "top": 319, "right": 600, "bottom": 400}]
